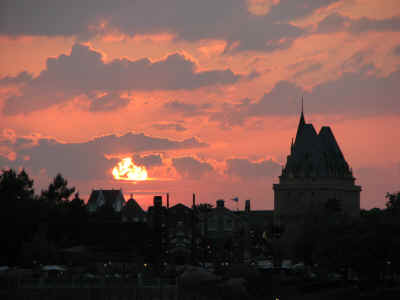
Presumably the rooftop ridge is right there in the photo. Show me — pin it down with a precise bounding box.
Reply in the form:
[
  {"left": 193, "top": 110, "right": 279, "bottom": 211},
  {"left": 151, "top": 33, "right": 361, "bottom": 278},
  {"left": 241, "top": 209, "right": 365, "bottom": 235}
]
[{"left": 282, "top": 106, "right": 353, "bottom": 179}]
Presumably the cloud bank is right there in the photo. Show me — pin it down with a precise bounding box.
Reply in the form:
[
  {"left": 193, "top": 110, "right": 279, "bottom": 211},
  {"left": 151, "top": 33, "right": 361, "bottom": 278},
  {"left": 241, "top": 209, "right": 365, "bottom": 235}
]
[{"left": 2, "top": 44, "right": 243, "bottom": 115}]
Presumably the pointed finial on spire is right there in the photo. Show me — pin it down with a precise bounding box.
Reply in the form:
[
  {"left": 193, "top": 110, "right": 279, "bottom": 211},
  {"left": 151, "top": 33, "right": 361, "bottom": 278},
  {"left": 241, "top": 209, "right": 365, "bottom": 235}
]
[
  {"left": 290, "top": 137, "right": 294, "bottom": 154},
  {"left": 299, "top": 96, "right": 305, "bottom": 128}
]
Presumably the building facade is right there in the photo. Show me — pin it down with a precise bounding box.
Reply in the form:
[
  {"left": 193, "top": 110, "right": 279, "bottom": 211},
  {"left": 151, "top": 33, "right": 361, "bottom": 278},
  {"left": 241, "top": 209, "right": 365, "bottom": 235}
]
[
  {"left": 273, "top": 107, "right": 361, "bottom": 241},
  {"left": 121, "top": 194, "right": 146, "bottom": 223},
  {"left": 87, "top": 189, "right": 126, "bottom": 213}
]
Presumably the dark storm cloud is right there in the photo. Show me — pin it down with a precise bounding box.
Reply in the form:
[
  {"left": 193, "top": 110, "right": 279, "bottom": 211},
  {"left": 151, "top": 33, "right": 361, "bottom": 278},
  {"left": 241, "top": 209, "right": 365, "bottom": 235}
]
[
  {"left": 209, "top": 98, "right": 252, "bottom": 129},
  {"left": 315, "top": 13, "right": 348, "bottom": 34},
  {"left": 340, "top": 50, "right": 372, "bottom": 73},
  {"left": 266, "top": 0, "right": 340, "bottom": 22},
  {"left": 0, "top": 0, "right": 339, "bottom": 53},
  {"left": 0, "top": 156, "right": 11, "bottom": 169},
  {"left": 225, "top": 158, "right": 281, "bottom": 178},
  {"left": 293, "top": 63, "right": 323, "bottom": 79},
  {"left": 152, "top": 123, "right": 187, "bottom": 132},
  {"left": 209, "top": 81, "right": 303, "bottom": 127},
  {"left": 108, "top": 0, "right": 312, "bottom": 50},
  {"left": 0, "top": 72, "right": 32, "bottom": 87},
  {"left": 316, "top": 13, "right": 400, "bottom": 34},
  {"left": 268, "top": 68, "right": 400, "bottom": 115},
  {"left": 132, "top": 154, "right": 163, "bottom": 168},
  {"left": 209, "top": 66, "right": 400, "bottom": 127},
  {"left": 350, "top": 16, "right": 400, "bottom": 34},
  {"left": 88, "top": 91, "right": 131, "bottom": 112},
  {"left": 172, "top": 156, "right": 214, "bottom": 180},
  {"left": 0, "top": 132, "right": 207, "bottom": 180},
  {"left": 0, "top": 0, "right": 122, "bottom": 38},
  {"left": 393, "top": 44, "right": 400, "bottom": 56},
  {"left": 163, "top": 100, "right": 212, "bottom": 116},
  {"left": 222, "top": 21, "right": 303, "bottom": 53},
  {"left": 2, "top": 44, "right": 242, "bottom": 115},
  {"left": 249, "top": 80, "right": 304, "bottom": 116}
]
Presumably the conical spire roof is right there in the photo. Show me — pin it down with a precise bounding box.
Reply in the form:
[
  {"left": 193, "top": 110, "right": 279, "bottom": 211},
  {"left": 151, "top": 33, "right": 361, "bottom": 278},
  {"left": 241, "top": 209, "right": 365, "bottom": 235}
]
[
  {"left": 299, "top": 96, "right": 305, "bottom": 126},
  {"left": 282, "top": 101, "right": 352, "bottom": 179}
]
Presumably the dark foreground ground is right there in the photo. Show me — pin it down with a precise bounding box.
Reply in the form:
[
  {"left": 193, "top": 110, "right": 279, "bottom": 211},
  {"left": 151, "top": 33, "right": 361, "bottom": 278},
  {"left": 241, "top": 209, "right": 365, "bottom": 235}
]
[{"left": 2, "top": 279, "right": 400, "bottom": 300}]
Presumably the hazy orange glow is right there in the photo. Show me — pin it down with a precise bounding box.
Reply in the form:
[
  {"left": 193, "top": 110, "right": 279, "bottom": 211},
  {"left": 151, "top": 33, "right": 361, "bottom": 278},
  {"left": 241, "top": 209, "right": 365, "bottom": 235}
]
[
  {"left": 247, "top": 0, "right": 280, "bottom": 16},
  {"left": 112, "top": 157, "right": 148, "bottom": 181},
  {"left": 1, "top": 0, "right": 399, "bottom": 210}
]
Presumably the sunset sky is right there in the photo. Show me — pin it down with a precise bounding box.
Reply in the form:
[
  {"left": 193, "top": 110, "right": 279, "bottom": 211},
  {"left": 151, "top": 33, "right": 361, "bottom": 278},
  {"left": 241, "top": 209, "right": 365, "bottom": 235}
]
[{"left": 0, "top": 0, "right": 399, "bottom": 210}]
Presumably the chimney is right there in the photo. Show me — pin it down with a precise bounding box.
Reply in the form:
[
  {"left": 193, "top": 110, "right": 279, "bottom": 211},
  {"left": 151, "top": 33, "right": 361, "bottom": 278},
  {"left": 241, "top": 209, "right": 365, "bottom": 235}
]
[
  {"left": 166, "top": 193, "right": 170, "bottom": 209},
  {"left": 216, "top": 199, "right": 224, "bottom": 208},
  {"left": 154, "top": 195, "right": 162, "bottom": 208},
  {"left": 245, "top": 200, "right": 251, "bottom": 212},
  {"left": 192, "top": 193, "right": 196, "bottom": 208}
]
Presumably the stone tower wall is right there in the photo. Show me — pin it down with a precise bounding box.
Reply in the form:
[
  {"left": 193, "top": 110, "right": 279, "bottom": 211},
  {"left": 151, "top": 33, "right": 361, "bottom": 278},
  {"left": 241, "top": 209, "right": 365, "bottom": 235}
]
[{"left": 273, "top": 182, "right": 360, "bottom": 225}]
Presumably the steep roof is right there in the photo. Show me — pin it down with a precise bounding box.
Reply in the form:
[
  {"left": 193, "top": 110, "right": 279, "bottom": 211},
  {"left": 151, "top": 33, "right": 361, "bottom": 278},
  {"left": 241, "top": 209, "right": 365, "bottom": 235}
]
[
  {"left": 102, "top": 190, "right": 124, "bottom": 205},
  {"left": 87, "top": 190, "right": 100, "bottom": 204},
  {"left": 122, "top": 195, "right": 146, "bottom": 219},
  {"left": 124, "top": 196, "right": 144, "bottom": 212},
  {"left": 282, "top": 110, "right": 352, "bottom": 179},
  {"left": 87, "top": 189, "right": 125, "bottom": 208},
  {"left": 169, "top": 203, "right": 191, "bottom": 211}
]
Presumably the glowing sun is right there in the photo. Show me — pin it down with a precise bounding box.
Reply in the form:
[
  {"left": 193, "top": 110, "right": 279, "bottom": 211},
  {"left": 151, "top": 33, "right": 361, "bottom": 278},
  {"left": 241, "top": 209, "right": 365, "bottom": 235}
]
[{"left": 112, "top": 157, "right": 148, "bottom": 181}]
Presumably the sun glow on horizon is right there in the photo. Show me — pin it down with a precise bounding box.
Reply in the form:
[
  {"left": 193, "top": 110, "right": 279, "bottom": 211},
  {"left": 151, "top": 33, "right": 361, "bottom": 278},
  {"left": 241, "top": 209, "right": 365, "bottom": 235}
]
[{"left": 112, "top": 157, "right": 148, "bottom": 181}]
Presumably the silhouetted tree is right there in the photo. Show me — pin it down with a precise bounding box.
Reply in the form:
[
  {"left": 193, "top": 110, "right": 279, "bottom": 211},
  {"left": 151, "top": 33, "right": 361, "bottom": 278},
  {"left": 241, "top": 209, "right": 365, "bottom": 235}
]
[
  {"left": 385, "top": 192, "right": 400, "bottom": 214},
  {"left": 40, "top": 173, "right": 75, "bottom": 206},
  {"left": 361, "top": 207, "right": 382, "bottom": 218},
  {"left": 0, "top": 169, "right": 37, "bottom": 265},
  {"left": 0, "top": 169, "right": 34, "bottom": 210},
  {"left": 69, "top": 192, "right": 86, "bottom": 218},
  {"left": 69, "top": 192, "right": 85, "bottom": 213}
]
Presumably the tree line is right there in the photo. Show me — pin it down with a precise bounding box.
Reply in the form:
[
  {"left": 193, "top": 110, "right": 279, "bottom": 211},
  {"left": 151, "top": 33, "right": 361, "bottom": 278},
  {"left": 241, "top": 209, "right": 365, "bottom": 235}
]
[
  {"left": 0, "top": 169, "right": 149, "bottom": 267},
  {"left": 1, "top": 167, "right": 400, "bottom": 285},
  {"left": 291, "top": 191, "right": 400, "bottom": 284}
]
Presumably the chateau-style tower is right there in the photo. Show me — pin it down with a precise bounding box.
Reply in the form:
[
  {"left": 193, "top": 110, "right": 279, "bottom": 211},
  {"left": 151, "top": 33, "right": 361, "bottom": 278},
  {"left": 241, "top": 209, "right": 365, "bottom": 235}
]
[{"left": 273, "top": 102, "right": 361, "bottom": 229}]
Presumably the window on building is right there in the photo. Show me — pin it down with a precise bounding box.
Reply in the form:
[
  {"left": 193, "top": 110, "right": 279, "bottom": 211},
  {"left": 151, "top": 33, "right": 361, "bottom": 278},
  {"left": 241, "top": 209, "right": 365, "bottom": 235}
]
[
  {"left": 208, "top": 216, "right": 217, "bottom": 231},
  {"left": 224, "top": 218, "right": 233, "bottom": 231}
]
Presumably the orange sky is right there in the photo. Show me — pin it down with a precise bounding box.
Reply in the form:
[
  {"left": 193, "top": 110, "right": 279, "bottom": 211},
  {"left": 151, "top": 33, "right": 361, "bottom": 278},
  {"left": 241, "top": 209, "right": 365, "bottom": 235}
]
[{"left": 0, "top": 0, "right": 399, "bottom": 210}]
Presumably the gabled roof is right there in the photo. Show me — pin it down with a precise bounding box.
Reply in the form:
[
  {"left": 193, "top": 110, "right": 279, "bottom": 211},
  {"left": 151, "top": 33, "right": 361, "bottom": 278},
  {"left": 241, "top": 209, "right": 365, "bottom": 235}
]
[
  {"left": 87, "top": 190, "right": 100, "bottom": 204},
  {"left": 87, "top": 189, "right": 125, "bottom": 208},
  {"left": 124, "top": 196, "right": 144, "bottom": 212},
  {"left": 282, "top": 109, "right": 353, "bottom": 179},
  {"left": 169, "top": 203, "right": 191, "bottom": 212},
  {"left": 102, "top": 190, "right": 124, "bottom": 205},
  {"left": 122, "top": 196, "right": 146, "bottom": 219}
]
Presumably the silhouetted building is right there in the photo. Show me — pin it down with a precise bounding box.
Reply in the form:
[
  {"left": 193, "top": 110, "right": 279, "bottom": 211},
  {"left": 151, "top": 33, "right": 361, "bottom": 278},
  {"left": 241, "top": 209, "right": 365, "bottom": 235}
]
[
  {"left": 273, "top": 104, "right": 361, "bottom": 248},
  {"left": 234, "top": 200, "right": 273, "bottom": 230},
  {"left": 200, "top": 199, "right": 248, "bottom": 263},
  {"left": 234, "top": 200, "right": 274, "bottom": 258},
  {"left": 147, "top": 195, "right": 168, "bottom": 228},
  {"left": 146, "top": 196, "right": 168, "bottom": 273},
  {"left": 167, "top": 203, "right": 197, "bottom": 235},
  {"left": 168, "top": 220, "right": 192, "bottom": 265},
  {"left": 149, "top": 199, "right": 199, "bottom": 265},
  {"left": 121, "top": 194, "right": 146, "bottom": 223},
  {"left": 87, "top": 189, "right": 125, "bottom": 213}
]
